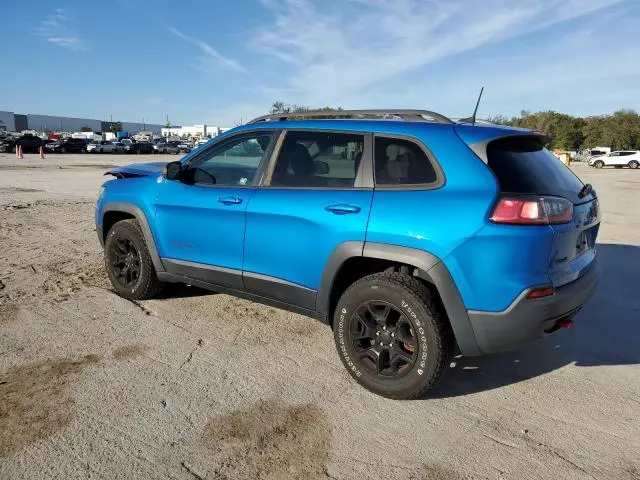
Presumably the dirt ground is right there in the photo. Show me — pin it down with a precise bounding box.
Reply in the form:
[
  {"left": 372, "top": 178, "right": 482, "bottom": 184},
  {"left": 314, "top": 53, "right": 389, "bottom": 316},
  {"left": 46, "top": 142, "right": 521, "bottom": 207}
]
[{"left": 0, "top": 153, "right": 638, "bottom": 480}]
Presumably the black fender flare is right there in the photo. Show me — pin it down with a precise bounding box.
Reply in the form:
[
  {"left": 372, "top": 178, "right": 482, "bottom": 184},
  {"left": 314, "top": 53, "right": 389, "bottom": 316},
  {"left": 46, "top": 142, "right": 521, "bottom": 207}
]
[
  {"left": 317, "top": 241, "right": 482, "bottom": 356},
  {"left": 100, "top": 202, "right": 165, "bottom": 273}
]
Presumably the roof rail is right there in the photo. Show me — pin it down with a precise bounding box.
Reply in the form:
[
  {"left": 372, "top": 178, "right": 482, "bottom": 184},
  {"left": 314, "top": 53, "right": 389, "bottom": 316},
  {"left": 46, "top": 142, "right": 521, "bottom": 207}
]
[{"left": 248, "top": 109, "right": 453, "bottom": 125}]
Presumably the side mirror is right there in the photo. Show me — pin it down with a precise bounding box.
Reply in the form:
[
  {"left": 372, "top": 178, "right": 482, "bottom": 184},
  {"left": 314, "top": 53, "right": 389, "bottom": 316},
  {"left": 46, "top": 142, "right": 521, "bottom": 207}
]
[
  {"left": 314, "top": 160, "right": 330, "bottom": 175},
  {"left": 165, "top": 161, "right": 182, "bottom": 181}
]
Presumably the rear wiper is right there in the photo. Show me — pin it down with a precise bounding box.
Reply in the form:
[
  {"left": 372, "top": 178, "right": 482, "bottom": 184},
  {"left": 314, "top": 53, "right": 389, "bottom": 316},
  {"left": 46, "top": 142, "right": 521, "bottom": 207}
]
[{"left": 578, "top": 183, "right": 593, "bottom": 199}]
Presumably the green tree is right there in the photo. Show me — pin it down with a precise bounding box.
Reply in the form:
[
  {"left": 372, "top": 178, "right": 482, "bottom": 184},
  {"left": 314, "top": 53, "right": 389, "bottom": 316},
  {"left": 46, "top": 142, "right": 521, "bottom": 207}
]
[
  {"left": 109, "top": 122, "right": 123, "bottom": 135},
  {"left": 270, "top": 101, "right": 342, "bottom": 115},
  {"left": 79, "top": 126, "right": 92, "bottom": 132},
  {"left": 488, "top": 109, "right": 640, "bottom": 150}
]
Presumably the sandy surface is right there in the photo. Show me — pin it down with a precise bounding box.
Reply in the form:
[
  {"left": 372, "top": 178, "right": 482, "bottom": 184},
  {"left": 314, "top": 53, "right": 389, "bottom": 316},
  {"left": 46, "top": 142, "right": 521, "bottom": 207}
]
[{"left": 0, "top": 153, "right": 638, "bottom": 480}]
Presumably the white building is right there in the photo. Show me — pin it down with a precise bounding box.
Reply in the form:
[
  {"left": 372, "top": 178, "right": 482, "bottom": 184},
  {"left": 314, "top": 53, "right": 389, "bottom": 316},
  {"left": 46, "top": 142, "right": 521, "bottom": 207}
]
[{"left": 161, "top": 125, "right": 231, "bottom": 139}]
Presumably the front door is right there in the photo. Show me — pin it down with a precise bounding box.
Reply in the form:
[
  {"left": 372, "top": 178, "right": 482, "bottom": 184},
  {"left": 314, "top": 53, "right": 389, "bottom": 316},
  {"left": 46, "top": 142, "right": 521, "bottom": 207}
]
[
  {"left": 154, "top": 130, "right": 277, "bottom": 289},
  {"left": 243, "top": 129, "right": 373, "bottom": 310}
]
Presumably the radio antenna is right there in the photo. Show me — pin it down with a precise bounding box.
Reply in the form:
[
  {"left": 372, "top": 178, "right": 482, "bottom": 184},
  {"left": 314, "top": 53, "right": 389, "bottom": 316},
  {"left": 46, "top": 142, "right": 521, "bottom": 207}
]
[{"left": 461, "top": 87, "right": 484, "bottom": 124}]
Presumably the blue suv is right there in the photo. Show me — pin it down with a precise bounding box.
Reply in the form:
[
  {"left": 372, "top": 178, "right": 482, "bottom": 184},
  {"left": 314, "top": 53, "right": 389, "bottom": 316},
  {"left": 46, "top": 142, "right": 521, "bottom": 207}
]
[{"left": 96, "top": 110, "right": 600, "bottom": 399}]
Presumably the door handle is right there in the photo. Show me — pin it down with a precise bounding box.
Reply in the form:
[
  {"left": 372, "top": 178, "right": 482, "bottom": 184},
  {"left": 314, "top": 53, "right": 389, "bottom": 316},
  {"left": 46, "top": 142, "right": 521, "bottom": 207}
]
[
  {"left": 218, "top": 196, "right": 242, "bottom": 205},
  {"left": 325, "top": 203, "right": 361, "bottom": 214}
]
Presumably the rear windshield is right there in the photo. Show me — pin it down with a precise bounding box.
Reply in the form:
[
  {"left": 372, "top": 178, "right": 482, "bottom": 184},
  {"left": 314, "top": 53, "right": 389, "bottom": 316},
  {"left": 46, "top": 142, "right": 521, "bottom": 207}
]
[{"left": 487, "top": 136, "right": 585, "bottom": 203}]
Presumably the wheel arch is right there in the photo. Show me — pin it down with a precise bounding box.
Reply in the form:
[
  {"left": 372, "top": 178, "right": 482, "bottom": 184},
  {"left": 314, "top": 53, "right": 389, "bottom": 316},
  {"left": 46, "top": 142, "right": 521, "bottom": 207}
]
[
  {"left": 100, "top": 202, "right": 165, "bottom": 273},
  {"left": 318, "top": 241, "right": 482, "bottom": 356}
]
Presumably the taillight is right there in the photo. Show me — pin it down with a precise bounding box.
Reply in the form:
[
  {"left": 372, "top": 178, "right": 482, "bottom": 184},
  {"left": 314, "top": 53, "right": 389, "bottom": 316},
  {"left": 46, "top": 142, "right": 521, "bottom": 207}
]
[{"left": 490, "top": 196, "right": 573, "bottom": 225}]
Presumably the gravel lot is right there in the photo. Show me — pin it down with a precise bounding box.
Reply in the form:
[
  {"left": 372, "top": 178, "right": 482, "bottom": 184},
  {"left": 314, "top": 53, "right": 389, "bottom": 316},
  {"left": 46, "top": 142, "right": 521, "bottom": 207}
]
[{"left": 0, "top": 153, "right": 638, "bottom": 480}]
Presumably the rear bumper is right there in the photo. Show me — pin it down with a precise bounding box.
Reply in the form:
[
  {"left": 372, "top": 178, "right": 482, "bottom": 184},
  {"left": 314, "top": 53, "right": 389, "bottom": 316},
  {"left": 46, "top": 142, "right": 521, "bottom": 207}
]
[{"left": 467, "top": 257, "right": 600, "bottom": 354}]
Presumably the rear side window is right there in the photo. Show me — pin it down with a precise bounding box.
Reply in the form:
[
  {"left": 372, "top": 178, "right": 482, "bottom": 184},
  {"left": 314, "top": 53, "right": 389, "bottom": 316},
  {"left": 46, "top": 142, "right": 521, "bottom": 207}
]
[
  {"left": 374, "top": 137, "right": 438, "bottom": 186},
  {"left": 487, "top": 136, "right": 584, "bottom": 203},
  {"left": 271, "top": 131, "right": 364, "bottom": 188}
]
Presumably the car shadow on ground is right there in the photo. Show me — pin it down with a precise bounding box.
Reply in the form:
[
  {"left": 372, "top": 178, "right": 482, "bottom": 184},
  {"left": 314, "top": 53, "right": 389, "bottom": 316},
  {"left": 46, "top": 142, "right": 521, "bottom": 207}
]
[{"left": 429, "top": 243, "right": 640, "bottom": 398}]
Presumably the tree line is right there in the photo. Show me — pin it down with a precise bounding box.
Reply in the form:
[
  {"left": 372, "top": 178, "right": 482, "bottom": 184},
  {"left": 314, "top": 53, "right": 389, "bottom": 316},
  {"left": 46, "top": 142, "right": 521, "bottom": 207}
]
[
  {"left": 271, "top": 102, "right": 640, "bottom": 151},
  {"left": 488, "top": 110, "right": 640, "bottom": 151}
]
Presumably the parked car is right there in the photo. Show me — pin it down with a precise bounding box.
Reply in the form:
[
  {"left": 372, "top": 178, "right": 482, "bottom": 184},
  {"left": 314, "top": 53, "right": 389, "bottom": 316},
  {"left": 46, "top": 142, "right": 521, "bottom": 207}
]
[
  {"left": 153, "top": 142, "right": 180, "bottom": 154},
  {"left": 112, "top": 142, "right": 127, "bottom": 153},
  {"left": 46, "top": 137, "right": 87, "bottom": 153},
  {"left": 177, "top": 142, "right": 193, "bottom": 153},
  {"left": 87, "top": 140, "right": 118, "bottom": 153},
  {"left": 0, "top": 134, "right": 44, "bottom": 153},
  {"left": 124, "top": 142, "right": 154, "bottom": 154},
  {"left": 0, "top": 136, "right": 16, "bottom": 153},
  {"left": 96, "top": 109, "right": 601, "bottom": 399},
  {"left": 588, "top": 150, "right": 640, "bottom": 169}
]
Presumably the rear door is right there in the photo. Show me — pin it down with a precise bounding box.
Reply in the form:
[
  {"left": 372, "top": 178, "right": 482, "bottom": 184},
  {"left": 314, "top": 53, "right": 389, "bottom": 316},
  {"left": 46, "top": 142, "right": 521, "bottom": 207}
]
[
  {"left": 243, "top": 129, "right": 373, "bottom": 311},
  {"left": 486, "top": 136, "right": 600, "bottom": 287},
  {"left": 608, "top": 151, "right": 624, "bottom": 166}
]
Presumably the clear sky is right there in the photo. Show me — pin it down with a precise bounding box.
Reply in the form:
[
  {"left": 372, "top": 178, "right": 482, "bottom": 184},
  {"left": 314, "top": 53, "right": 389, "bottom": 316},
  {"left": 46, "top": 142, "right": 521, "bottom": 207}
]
[{"left": 2, "top": 0, "right": 639, "bottom": 126}]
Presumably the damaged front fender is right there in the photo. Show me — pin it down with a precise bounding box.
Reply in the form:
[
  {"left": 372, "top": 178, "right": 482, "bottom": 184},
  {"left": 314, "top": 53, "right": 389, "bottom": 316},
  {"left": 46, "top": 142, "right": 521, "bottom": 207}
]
[{"left": 105, "top": 162, "right": 168, "bottom": 179}]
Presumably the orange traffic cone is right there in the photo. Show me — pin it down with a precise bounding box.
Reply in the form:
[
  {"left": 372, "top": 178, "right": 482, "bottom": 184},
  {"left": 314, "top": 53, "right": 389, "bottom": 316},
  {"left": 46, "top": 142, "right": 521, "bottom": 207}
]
[
  {"left": 39, "top": 146, "right": 45, "bottom": 159},
  {"left": 16, "top": 145, "right": 23, "bottom": 159}
]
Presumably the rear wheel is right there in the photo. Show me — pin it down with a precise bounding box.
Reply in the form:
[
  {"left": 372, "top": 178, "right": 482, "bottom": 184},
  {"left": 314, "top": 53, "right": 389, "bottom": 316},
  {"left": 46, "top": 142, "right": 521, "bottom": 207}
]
[
  {"left": 333, "top": 272, "right": 450, "bottom": 399},
  {"left": 628, "top": 160, "right": 639, "bottom": 169},
  {"left": 594, "top": 160, "right": 604, "bottom": 169},
  {"left": 104, "top": 219, "right": 163, "bottom": 300}
]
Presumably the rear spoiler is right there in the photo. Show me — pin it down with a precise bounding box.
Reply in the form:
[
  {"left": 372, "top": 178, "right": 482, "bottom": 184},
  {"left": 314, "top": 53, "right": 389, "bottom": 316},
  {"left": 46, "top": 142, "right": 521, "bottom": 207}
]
[{"left": 454, "top": 124, "right": 550, "bottom": 164}]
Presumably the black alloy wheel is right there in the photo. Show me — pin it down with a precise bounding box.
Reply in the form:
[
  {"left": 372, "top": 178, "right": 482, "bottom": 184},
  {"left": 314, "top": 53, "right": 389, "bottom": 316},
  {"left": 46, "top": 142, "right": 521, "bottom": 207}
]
[
  {"left": 350, "top": 300, "right": 417, "bottom": 377},
  {"left": 104, "top": 219, "right": 163, "bottom": 299},
  {"left": 333, "top": 272, "right": 450, "bottom": 399},
  {"left": 107, "top": 237, "right": 141, "bottom": 288}
]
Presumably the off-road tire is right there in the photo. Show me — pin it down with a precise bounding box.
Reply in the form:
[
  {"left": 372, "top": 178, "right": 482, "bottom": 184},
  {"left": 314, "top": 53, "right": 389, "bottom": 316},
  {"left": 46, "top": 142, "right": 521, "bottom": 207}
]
[
  {"left": 333, "top": 272, "right": 451, "bottom": 399},
  {"left": 628, "top": 160, "right": 639, "bottom": 169},
  {"left": 594, "top": 160, "right": 604, "bottom": 169},
  {"left": 104, "top": 219, "right": 163, "bottom": 300}
]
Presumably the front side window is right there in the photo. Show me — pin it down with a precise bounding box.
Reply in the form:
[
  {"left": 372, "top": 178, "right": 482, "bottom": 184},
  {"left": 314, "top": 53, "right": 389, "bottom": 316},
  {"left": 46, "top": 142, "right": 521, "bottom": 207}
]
[
  {"left": 271, "top": 131, "right": 364, "bottom": 187},
  {"left": 374, "top": 136, "right": 438, "bottom": 186},
  {"left": 186, "top": 133, "right": 274, "bottom": 186}
]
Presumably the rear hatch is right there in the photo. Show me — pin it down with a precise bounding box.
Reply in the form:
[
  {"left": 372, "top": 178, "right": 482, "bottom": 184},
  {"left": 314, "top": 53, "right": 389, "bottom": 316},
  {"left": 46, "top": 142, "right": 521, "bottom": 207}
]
[{"left": 483, "top": 134, "right": 600, "bottom": 288}]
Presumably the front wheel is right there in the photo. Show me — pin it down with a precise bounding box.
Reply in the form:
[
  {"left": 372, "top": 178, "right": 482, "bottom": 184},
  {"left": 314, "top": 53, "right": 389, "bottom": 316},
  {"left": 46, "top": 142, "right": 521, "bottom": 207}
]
[
  {"left": 104, "top": 219, "right": 163, "bottom": 300},
  {"left": 333, "top": 272, "right": 451, "bottom": 399},
  {"left": 628, "top": 160, "right": 639, "bottom": 169},
  {"left": 594, "top": 160, "right": 604, "bottom": 169}
]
